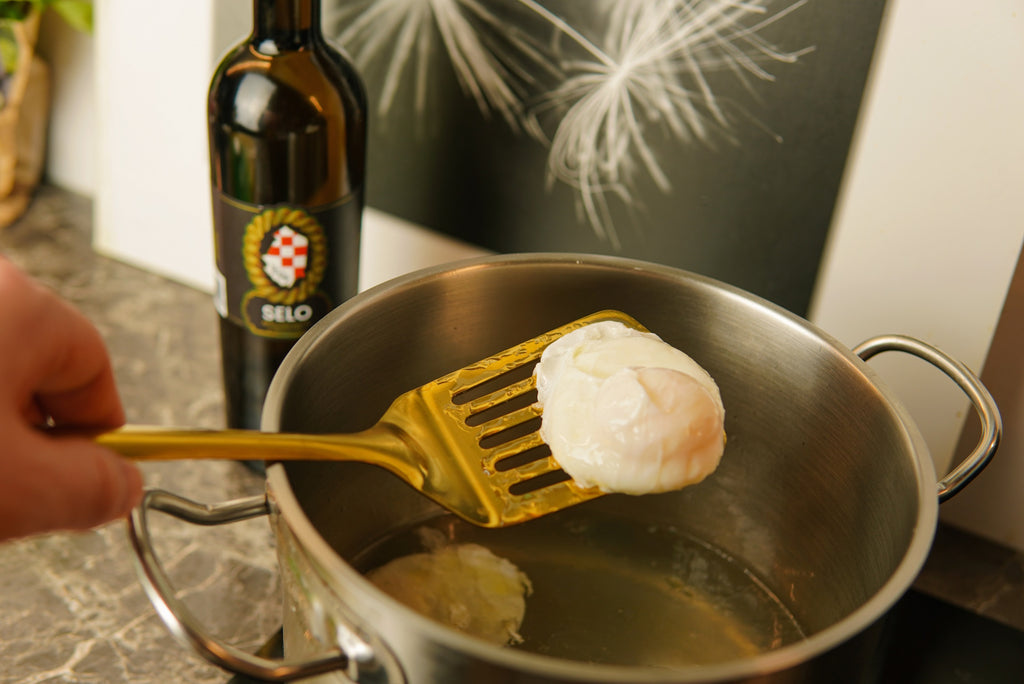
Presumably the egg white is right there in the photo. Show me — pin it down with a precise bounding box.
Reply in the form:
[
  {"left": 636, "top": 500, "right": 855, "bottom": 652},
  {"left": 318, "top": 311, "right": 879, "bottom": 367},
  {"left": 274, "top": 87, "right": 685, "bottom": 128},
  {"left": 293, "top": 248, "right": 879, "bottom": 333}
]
[{"left": 535, "top": 321, "right": 725, "bottom": 494}]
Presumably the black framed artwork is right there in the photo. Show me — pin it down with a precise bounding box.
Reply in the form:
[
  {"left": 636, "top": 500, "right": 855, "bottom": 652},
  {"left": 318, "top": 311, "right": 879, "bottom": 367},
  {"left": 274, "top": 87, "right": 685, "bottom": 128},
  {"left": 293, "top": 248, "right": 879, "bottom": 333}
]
[{"left": 325, "top": 0, "right": 888, "bottom": 316}]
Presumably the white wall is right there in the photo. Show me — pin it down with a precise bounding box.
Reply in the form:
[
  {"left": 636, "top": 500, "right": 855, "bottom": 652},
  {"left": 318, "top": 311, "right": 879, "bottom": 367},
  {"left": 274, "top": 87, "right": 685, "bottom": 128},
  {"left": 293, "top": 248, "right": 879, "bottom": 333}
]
[
  {"left": 90, "top": 0, "right": 234, "bottom": 289},
  {"left": 808, "top": 0, "right": 1024, "bottom": 547},
  {"left": 35, "top": 10, "right": 96, "bottom": 195}
]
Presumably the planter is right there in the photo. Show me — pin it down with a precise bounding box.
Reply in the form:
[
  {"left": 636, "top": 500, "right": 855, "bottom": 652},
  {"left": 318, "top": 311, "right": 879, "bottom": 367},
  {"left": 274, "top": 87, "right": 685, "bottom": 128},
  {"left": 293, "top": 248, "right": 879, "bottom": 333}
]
[{"left": 0, "top": 8, "right": 50, "bottom": 228}]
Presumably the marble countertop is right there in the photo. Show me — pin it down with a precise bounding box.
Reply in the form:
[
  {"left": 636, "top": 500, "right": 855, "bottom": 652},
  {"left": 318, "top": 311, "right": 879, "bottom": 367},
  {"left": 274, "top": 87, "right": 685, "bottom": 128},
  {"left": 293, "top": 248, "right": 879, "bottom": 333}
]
[
  {"left": 0, "top": 187, "right": 280, "bottom": 683},
  {"left": 1, "top": 186, "right": 1022, "bottom": 683}
]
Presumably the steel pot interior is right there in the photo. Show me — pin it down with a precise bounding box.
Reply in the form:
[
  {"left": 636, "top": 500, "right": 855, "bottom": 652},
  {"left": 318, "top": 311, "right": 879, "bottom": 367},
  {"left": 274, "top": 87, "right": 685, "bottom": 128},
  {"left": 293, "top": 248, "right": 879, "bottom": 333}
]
[{"left": 262, "top": 253, "right": 937, "bottom": 681}]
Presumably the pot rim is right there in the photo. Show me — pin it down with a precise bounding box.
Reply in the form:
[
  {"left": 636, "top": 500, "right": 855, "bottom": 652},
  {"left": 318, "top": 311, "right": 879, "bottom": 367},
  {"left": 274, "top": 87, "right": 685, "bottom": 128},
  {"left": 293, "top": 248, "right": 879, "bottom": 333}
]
[{"left": 263, "top": 252, "right": 939, "bottom": 682}]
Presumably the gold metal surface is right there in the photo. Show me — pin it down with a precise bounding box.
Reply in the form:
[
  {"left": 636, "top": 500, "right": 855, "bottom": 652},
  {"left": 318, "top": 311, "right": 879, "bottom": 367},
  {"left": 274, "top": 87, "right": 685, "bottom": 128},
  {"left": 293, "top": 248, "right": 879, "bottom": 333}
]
[{"left": 98, "top": 310, "right": 645, "bottom": 527}]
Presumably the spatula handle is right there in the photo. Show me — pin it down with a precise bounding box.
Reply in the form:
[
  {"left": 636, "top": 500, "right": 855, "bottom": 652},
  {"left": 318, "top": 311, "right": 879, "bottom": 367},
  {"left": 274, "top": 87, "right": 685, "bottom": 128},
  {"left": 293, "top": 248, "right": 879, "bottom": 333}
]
[{"left": 90, "top": 425, "right": 406, "bottom": 465}]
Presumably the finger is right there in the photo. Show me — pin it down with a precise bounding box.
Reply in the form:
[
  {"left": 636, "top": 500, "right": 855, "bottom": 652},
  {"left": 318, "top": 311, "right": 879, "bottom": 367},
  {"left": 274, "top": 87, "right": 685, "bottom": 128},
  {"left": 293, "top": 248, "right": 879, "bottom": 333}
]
[
  {"left": 31, "top": 299, "right": 124, "bottom": 427},
  {"left": 0, "top": 433, "right": 143, "bottom": 541},
  {"left": 35, "top": 352, "right": 125, "bottom": 428},
  {"left": 0, "top": 259, "right": 124, "bottom": 428}
]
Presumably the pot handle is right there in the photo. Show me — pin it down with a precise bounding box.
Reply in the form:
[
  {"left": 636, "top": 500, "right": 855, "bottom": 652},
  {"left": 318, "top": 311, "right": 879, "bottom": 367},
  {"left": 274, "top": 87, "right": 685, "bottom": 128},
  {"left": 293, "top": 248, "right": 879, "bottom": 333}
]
[
  {"left": 853, "top": 335, "right": 1001, "bottom": 502},
  {"left": 126, "top": 488, "right": 353, "bottom": 682}
]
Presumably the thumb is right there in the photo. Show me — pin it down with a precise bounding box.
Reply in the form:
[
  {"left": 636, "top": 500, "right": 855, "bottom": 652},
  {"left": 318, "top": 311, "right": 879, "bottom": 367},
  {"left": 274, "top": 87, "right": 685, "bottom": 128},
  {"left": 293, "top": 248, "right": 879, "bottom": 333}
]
[{"left": 0, "top": 434, "right": 143, "bottom": 541}]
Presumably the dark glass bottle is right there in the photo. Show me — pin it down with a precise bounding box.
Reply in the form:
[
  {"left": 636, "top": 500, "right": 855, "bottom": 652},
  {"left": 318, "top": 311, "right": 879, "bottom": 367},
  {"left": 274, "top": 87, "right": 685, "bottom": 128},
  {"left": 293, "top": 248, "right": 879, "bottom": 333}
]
[{"left": 208, "top": 0, "right": 367, "bottom": 434}]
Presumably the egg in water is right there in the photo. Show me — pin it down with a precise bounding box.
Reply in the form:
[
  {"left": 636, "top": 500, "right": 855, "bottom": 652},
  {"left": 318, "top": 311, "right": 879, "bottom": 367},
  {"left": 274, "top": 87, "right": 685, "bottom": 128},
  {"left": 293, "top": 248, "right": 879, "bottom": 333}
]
[{"left": 367, "top": 529, "right": 533, "bottom": 646}]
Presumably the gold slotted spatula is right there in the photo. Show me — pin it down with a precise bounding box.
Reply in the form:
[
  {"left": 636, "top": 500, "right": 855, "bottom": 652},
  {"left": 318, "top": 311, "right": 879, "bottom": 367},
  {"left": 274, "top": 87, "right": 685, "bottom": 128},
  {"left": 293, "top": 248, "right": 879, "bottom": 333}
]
[{"left": 94, "top": 310, "right": 646, "bottom": 528}]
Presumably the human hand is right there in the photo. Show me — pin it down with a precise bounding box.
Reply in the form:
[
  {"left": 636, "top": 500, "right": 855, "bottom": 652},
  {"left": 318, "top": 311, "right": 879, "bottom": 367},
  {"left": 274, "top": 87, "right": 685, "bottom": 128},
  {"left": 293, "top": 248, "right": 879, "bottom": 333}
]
[{"left": 0, "top": 257, "right": 142, "bottom": 541}]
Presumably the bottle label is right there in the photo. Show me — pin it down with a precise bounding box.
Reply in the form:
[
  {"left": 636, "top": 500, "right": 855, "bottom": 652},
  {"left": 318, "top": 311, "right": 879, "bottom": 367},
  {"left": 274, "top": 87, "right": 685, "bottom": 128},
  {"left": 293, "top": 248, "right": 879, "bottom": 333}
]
[{"left": 213, "top": 193, "right": 360, "bottom": 340}]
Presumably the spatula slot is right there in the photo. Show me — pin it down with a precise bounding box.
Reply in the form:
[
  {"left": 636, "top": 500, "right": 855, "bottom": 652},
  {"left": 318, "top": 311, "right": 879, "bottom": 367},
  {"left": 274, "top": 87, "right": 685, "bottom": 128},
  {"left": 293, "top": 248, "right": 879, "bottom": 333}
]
[
  {"left": 493, "top": 443, "right": 550, "bottom": 472},
  {"left": 463, "top": 386, "right": 538, "bottom": 427},
  {"left": 450, "top": 361, "right": 537, "bottom": 406},
  {"left": 508, "top": 469, "right": 572, "bottom": 495},
  {"left": 478, "top": 416, "right": 542, "bottom": 449}
]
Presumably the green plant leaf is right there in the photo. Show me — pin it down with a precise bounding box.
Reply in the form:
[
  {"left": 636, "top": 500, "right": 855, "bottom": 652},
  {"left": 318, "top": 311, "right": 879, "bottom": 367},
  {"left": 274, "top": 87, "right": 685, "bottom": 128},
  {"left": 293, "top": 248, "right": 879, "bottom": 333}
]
[
  {"left": 47, "top": 0, "right": 92, "bottom": 33},
  {"left": 0, "top": 3, "right": 32, "bottom": 22},
  {"left": 0, "top": 24, "right": 20, "bottom": 74}
]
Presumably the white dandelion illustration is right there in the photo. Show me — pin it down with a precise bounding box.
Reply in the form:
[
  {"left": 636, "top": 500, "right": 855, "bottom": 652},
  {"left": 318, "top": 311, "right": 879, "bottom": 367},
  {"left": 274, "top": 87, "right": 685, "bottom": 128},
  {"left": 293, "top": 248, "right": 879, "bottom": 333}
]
[
  {"left": 326, "top": 0, "right": 560, "bottom": 138},
  {"left": 326, "top": 0, "right": 812, "bottom": 247},
  {"left": 533, "top": 0, "right": 813, "bottom": 246}
]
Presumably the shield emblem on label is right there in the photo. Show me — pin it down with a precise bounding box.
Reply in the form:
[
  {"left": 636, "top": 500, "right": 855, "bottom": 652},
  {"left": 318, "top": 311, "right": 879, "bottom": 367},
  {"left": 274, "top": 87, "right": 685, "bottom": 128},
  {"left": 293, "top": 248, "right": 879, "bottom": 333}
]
[{"left": 262, "top": 226, "right": 309, "bottom": 288}]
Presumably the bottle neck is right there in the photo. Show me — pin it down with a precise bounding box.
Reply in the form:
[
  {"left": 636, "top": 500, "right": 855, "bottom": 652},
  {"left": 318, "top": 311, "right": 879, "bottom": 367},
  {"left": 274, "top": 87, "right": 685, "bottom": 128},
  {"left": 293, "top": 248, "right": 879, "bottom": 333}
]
[{"left": 252, "top": 0, "right": 321, "bottom": 50}]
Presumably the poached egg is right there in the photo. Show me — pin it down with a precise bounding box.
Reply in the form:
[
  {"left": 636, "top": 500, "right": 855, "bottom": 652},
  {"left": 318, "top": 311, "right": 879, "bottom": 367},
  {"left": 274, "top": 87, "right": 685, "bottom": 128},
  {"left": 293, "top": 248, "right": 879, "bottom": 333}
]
[
  {"left": 534, "top": 320, "right": 725, "bottom": 495},
  {"left": 368, "top": 536, "right": 532, "bottom": 645}
]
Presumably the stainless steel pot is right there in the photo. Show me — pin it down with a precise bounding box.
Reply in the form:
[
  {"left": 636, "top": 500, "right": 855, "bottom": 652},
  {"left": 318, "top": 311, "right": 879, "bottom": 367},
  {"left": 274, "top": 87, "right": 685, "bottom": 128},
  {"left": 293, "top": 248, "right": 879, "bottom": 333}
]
[{"left": 129, "top": 253, "right": 1000, "bottom": 683}]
